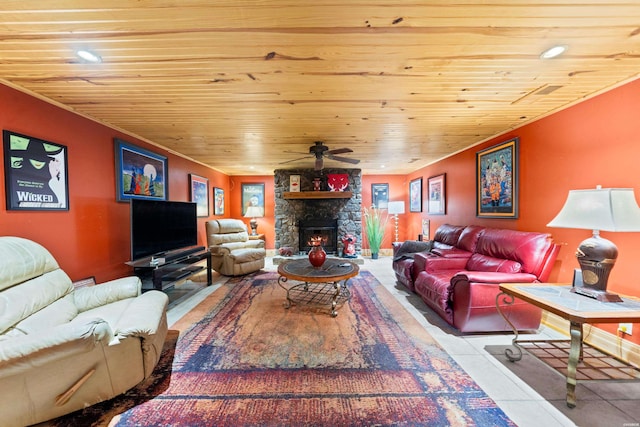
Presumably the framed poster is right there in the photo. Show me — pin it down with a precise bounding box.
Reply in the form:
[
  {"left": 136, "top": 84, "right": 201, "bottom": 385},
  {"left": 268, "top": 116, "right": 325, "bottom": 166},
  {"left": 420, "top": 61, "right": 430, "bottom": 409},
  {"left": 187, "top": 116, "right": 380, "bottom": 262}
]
[
  {"left": 3, "top": 130, "right": 69, "bottom": 210},
  {"left": 427, "top": 173, "right": 446, "bottom": 215},
  {"left": 213, "top": 187, "right": 224, "bottom": 215},
  {"left": 409, "top": 177, "right": 422, "bottom": 212},
  {"left": 114, "top": 139, "right": 167, "bottom": 202},
  {"left": 289, "top": 175, "right": 300, "bottom": 192},
  {"left": 421, "top": 219, "right": 431, "bottom": 240},
  {"left": 189, "top": 174, "right": 209, "bottom": 217},
  {"left": 371, "top": 183, "right": 389, "bottom": 209},
  {"left": 476, "top": 137, "right": 519, "bottom": 218},
  {"left": 241, "top": 183, "right": 265, "bottom": 217}
]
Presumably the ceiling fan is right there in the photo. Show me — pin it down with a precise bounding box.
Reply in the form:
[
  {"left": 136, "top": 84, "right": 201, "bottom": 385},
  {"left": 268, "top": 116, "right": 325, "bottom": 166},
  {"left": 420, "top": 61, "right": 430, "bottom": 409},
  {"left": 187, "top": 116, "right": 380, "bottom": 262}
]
[{"left": 281, "top": 141, "right": 361, "bottom": 171}]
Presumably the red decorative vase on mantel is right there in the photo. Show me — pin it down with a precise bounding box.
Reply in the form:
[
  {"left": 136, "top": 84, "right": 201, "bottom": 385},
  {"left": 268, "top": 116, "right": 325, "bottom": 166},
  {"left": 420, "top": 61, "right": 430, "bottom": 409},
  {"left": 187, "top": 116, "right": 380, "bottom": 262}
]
[{"left": 308, "top": 235, "right": 327, "bottom": 268}]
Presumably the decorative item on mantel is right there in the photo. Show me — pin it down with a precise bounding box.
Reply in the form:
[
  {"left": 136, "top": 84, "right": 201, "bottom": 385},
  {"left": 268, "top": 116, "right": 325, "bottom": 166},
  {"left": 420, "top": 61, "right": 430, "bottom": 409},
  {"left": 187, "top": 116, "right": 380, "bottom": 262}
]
[
  {"left": 289, "top": 175, "right": 300, "bottom": 192},
  {"left": 308, "top": 235, "right": 327, "bottom": 268},
  {"left": 327, "top": 173, "right": 349, "bottom": 191},
  {"left": 547, "top": 185, "right": 640, "bottom": 302},
  {"left": 341, "top": 234, "right": 357, "bottom": 258},
  {"left": 313, "top": 177, "right": 322, "bottom": 191}
]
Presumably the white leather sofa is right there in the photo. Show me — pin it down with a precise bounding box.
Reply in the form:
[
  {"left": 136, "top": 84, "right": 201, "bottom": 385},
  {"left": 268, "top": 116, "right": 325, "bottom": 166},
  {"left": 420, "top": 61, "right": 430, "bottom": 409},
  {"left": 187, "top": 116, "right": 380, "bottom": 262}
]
[
  {"left": 206, "top": 218, "right": 266, "bottom": 276},
  {"left": 0, "top": 236, "right": 169, "bottom": 427}
]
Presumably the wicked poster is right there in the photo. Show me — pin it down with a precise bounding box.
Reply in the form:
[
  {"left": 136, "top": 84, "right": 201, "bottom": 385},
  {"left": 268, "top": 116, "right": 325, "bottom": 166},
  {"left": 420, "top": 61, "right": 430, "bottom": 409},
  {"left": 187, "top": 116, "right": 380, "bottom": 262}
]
[{"left": 3, "top": 130, "right": 69, "bottom": 210}]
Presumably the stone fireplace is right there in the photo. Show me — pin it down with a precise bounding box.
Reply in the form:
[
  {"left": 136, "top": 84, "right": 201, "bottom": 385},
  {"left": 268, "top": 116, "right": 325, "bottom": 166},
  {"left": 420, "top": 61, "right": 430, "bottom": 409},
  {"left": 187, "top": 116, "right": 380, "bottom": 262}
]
[
  {"left": 274, "top": 168, "right": 362, "bottom": 255},
  {"left": 299, "top": 218, "right": 338, "bottom": 254}
]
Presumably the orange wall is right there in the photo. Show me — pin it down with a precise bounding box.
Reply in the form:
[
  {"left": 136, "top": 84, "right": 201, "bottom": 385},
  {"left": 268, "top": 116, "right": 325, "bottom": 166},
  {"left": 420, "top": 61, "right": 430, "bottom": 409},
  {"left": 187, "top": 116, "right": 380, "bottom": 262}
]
[
  {"left": 362, "top": 175, "right": 408, "bottom": 247},
  {"left": 405, "top": 78, "right": 640, "bottom": 343},
  {"left": 0, "top": 83, "right": 229, "bottom": 282}
]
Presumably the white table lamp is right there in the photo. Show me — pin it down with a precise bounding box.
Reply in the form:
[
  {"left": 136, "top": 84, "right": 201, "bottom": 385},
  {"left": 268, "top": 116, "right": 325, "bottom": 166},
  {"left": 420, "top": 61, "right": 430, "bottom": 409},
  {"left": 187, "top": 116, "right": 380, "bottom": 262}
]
[{"left": 547, "top": 186, "right": 640, "bottom": 301}]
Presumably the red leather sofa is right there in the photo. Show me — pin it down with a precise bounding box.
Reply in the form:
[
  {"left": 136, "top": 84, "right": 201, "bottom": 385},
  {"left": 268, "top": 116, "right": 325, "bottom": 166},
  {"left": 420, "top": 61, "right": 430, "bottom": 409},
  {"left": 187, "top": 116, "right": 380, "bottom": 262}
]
[{"left": 393, "top": 224, "right": 560, "bottom": 333}]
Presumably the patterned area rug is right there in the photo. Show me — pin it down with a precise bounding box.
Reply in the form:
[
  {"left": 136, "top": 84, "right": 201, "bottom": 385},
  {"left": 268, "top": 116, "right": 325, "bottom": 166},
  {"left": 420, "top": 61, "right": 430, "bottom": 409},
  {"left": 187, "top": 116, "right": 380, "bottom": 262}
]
[{"left": 51, "top": 271, "right": 515, "bottom": 426}]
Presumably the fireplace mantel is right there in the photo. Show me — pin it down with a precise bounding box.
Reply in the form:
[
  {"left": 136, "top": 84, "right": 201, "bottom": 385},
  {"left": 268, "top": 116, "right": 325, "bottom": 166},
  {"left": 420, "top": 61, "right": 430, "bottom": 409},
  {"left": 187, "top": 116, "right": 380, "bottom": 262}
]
[{"left": 283, "top": 191, "right": 353, "bottom": 200}]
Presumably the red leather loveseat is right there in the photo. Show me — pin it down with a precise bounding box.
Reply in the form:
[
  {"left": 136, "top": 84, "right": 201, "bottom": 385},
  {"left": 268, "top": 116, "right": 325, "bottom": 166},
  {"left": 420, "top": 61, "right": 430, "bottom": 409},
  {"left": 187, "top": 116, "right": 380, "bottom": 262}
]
[{"left": 394, "top": 224, "right": 560, "bottom": 333}]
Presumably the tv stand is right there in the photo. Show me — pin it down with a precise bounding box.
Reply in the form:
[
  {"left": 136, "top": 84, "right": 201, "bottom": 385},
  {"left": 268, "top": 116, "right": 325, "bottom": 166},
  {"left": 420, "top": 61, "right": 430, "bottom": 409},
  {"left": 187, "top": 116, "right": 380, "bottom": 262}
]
[{"left": 126, "top": 246, "right": 212, "bottom": 291}]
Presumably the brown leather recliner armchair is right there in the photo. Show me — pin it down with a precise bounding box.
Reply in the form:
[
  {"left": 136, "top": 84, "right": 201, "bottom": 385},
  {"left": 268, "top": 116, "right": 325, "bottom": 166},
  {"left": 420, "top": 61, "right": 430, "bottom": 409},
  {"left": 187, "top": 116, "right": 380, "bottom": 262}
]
[{"left": 206, "top": 219, "right": 266, "bottom": 276}]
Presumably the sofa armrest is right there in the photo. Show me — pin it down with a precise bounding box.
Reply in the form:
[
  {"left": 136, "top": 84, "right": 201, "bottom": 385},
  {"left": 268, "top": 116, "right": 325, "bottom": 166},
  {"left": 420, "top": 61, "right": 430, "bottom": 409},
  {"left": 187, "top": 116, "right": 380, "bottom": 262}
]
[
  {"left": 451, "top": 271, "right": 538, "bottom": 285},
  {"left": 73, "top": 277, "right": 141, "bottom": 313},
  {"left": 113, "top": 290, "right": 168, "bottom": 339},
  {"left": 0, "top": 319, "right": 111, "bottom": 378},
  {"left": 113, "top": 290, "right": 168, "bottom": 376},
  {"left": 414, "top": 253, "right": 468, "bottom": 273}
]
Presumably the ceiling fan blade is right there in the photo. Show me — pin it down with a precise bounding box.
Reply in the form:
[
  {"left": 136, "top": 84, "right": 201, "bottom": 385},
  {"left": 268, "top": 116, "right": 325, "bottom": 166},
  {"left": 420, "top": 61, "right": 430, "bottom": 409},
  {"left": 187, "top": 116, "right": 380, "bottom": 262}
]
[
  {"left": 315, "top": 157, "right": 323, "bottom": 170},
  {"left": 279, "top": 155, "right": 312, "bottom": 165},
  {"left": 326, "top": 154, "right": 360, "bottom": 164},
  {"left": 327, "top": 148, "right": 353, "bottom": 155}
]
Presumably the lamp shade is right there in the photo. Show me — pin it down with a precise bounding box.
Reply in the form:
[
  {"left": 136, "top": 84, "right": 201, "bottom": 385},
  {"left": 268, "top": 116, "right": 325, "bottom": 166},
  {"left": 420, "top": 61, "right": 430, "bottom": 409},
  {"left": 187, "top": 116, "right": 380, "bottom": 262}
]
[
  {"left": 547, "top": 187, "right": 640, "bottom": 232},
  {"left": 387, "top": 201, "right": 405, "bottom": 215},
  {"left": 244, "top": 206, "right": 264, "bottom": 218}
]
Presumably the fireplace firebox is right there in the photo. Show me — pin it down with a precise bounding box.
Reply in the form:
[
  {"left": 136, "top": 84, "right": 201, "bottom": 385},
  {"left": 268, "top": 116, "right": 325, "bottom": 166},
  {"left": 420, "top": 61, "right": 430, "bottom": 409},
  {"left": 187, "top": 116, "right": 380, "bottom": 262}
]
[{"left": 299, "top": 219, "right": 338, "bottom": 254}]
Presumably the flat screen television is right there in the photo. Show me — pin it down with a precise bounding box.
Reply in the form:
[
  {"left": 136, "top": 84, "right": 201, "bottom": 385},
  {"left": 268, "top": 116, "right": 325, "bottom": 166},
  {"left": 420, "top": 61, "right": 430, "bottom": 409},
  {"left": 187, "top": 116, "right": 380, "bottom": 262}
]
[{"left": 130, "top": 199, "right": 198, "bottom": 261}]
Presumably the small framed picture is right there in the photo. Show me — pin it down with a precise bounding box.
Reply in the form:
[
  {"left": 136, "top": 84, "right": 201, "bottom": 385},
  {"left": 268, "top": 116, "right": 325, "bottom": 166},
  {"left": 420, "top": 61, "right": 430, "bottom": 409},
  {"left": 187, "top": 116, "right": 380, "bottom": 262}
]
[
  {"left": 114, "top": 138, "right": 168, "bottom": 202},
  {"left": 371, "top": 183, "right": 389, "bottom": 209},
  {"left": 422, "top": 219, "right": 431, "bottom": 240},
  {"left": 189, "top": 174, "right": 209, "bottom": 217},
  {"left": 427, "top": 173, "right": 446, "bottom": 215},
  {"left": 213, "top": 187, "right": 224, "bottom": 215},
  {"left": 3, "top": 130, "right": 69, "bottom": 211},
  {"left": 289, "top": 175, "right": 300, "bottom": 192},
  {"left": 409, "top": 177, "right": 422, "bottom": 212}
]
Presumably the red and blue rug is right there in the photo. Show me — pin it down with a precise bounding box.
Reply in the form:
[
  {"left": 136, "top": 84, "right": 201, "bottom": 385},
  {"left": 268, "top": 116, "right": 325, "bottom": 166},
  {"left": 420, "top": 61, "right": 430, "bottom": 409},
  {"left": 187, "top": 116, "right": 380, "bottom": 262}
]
[{"left": 53, "top": 270, "right": 515, "bottom": 426}]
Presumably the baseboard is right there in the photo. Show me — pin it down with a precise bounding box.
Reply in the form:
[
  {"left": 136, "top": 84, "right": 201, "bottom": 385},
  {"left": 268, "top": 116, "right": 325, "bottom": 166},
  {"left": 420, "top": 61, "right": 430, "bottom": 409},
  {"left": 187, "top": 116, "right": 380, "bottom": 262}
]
[{"left": 541, "top": 311, "right": 640, "bottom": 369}]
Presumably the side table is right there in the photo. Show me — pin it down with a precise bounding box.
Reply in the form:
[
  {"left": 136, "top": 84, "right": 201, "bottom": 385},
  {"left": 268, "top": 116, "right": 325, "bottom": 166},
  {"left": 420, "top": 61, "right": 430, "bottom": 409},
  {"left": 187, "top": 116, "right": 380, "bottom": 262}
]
[{"left": 497, "top": 283, "right": 640, "bottom": 408}]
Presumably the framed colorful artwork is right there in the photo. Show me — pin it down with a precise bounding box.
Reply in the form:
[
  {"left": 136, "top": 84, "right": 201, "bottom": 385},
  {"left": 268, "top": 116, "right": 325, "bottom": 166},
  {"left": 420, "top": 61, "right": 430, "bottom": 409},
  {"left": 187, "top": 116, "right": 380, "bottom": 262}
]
[
  {"left": 409, "top": 177, "right": 422, "bottom": 212},
  {"left": 213, "top": 187, "right": 224, "bottom": 215},
  {"left": 3, "top": 130, "right": 69, "bottom": 211},
  {"left": 476, "top": 137, "right": 519, "bottom": 218},
  {"left": 189, "top": 174, "right": 209, "bottom": 217},
  {"left": 114, "top": 138, "right": 167, "bottom": 202},
  {"left": 371, "top": 183, "right": 389, "bottom": 209},
  {"left": 241, "top": 183, "right": 265, "bottom": 217},
  {"left": 427, "top": 173, "right": 446, "bottom": 215}
]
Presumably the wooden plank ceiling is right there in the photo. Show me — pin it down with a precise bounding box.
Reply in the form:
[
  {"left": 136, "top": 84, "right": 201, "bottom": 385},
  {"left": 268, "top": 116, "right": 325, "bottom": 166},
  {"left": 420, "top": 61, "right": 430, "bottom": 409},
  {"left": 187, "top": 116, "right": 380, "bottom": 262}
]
[{"left": 1, "top": 1, "right": 639, "bottom": 175}]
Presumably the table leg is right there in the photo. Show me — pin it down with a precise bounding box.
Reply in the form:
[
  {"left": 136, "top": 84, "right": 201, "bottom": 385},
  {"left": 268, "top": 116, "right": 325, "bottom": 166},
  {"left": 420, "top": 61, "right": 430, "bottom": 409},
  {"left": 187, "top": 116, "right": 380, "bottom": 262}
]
[
  {"left": 496, "top": 292, "right": 523, "bottom": 362},
  {"left": 277, "top": 275, "right": 292, "bottom": 308},
  {"left": 566, "top": 321, "right": 583, "bottom": 408},
  {"left": 330, "top": 281, "right": 340, "bottom": 317}
]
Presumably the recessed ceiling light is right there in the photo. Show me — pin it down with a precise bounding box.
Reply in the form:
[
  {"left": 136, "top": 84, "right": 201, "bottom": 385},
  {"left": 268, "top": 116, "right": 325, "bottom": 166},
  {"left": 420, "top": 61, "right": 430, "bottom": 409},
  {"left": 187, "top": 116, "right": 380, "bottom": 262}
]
[
  {"left": 540, "top": 45, "right": 567, "bottom": 59},
  {"left": 76, "top": 49, "right": 102, "bottom": 63}
]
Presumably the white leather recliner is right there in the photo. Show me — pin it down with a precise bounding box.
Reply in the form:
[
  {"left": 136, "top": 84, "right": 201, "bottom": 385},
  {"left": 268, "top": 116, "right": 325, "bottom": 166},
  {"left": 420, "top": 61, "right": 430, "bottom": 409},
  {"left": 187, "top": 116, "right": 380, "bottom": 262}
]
[
  {"left": 0, "top": 236, "right": 169, "bottom": 427},
  {"left": 206, "top": 218, "right": 266, "bottom": 276}
]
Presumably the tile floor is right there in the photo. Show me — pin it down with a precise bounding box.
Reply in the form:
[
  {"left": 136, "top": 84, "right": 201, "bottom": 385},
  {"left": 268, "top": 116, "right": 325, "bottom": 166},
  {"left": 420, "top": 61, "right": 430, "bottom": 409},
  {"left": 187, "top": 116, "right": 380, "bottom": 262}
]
[{"left": 168, "top": 257, "right": 640, "bottom": 427}]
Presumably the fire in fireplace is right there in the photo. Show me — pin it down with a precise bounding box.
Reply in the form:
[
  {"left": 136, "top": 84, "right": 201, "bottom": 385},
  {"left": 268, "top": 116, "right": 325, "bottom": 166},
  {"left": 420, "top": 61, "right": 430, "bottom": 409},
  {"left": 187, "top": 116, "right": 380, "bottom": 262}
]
[{"left": 299, "top": 218, "right": 338, "bottom": 254}]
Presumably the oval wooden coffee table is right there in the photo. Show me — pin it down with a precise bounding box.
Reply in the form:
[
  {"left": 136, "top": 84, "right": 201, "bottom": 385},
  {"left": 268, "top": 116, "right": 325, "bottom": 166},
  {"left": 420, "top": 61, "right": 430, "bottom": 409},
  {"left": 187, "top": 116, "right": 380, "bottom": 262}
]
[{"left": 277, "top": 258, "right": 359, "bottom": 317}]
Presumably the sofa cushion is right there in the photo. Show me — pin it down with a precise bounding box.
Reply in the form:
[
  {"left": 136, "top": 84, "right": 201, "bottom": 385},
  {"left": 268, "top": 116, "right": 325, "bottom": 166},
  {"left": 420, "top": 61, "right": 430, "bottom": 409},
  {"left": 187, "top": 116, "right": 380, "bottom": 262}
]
[
  {"left": 433, "top": 224, "right": 466, "bottom": 247},
  {"left": 230, "top": 248, "right": 267, "bottom": 263},
  {"left": 474, "top": 228, "right": 556, "bottom": 277},
  {"left": 0, "top": 269, "right": 73, "bottom": 335},
  {"left": 466, "top": 253, "right": 522, "bottom": 273},
  {"left": 456, "top": 225, "right": 484, "bottom": 252}
]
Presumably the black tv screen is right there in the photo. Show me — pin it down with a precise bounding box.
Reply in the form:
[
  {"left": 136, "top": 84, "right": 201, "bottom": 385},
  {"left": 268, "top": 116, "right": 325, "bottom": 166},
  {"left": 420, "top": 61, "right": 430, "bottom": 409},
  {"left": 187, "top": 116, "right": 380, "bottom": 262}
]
[{"left": 130, "top": 199, "right": 198, "bottom": 261}]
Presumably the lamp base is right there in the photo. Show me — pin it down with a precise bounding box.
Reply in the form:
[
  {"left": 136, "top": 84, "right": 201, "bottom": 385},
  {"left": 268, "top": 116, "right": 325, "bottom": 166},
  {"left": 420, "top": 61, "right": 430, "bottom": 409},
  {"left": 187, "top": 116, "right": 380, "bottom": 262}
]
[
  {"left": 570, "top": 286, "right": 623, "bottom": 303},
  {"left": 249, "top": 218, "right": 258, "bottom": 236}
]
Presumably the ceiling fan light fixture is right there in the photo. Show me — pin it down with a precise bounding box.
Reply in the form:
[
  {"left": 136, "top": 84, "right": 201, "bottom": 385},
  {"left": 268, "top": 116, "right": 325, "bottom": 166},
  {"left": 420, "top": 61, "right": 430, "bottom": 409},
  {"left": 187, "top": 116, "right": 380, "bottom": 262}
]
[
  {"left": 540, "top": 45, "right": 567, "bottom": 59},
  {"left": 76, "top": 49, "right": 102, "bottom": 63}
]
